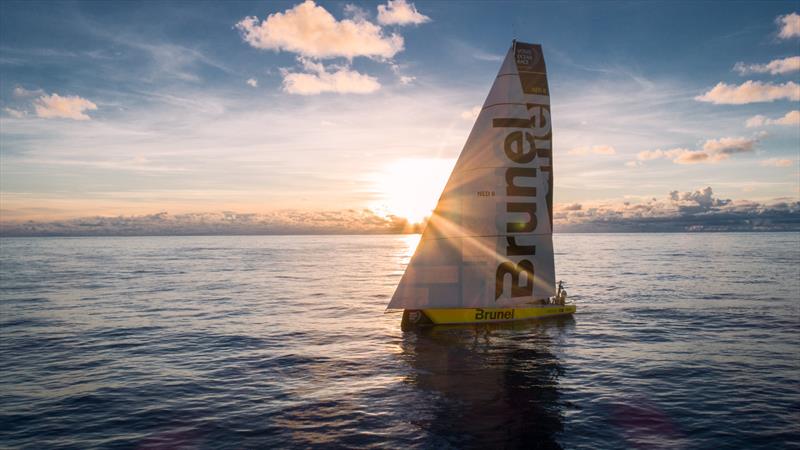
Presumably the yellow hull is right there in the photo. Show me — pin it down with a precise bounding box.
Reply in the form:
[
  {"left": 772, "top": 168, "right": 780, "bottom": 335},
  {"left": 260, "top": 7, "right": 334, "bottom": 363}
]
[{"left": 402, "top": 304, "right": 575, "bottom": 330}]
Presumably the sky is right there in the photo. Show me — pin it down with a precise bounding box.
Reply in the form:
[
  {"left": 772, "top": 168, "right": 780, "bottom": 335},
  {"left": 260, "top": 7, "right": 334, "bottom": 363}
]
[{"left": 0, "top": 0, "right": 798, "bottom": 235}]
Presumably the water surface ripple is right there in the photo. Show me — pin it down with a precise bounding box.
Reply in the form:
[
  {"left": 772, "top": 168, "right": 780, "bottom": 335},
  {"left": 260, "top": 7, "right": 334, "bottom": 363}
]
[{"left": 1, "top": 233, "right": 798, "bottom": 449}]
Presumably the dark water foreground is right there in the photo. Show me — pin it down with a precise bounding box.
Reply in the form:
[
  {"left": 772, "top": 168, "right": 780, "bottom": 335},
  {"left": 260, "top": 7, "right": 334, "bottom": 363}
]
[{"left": 1, "top": 233, "right": 798, "bottom": 449}]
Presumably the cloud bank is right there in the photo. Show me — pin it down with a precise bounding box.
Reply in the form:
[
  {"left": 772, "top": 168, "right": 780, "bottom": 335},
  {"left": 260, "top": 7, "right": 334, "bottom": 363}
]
[
  {"left": 3, "top": 188, "right": 797, "bottom": 236},
  {"left": 0, "top": 209, "right": 419, "bottom": 237},
  {"left": 555, "top": 187, "right": 800, "bottom": 232}
]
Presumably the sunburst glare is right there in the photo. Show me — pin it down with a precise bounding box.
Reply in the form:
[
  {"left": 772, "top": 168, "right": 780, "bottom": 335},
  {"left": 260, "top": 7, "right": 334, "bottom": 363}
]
[{"left": 370, "top": 158, "right": 455, "bottom": 225}]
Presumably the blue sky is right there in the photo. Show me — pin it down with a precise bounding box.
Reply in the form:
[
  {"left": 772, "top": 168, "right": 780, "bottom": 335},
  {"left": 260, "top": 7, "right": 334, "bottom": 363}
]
[{"left": 0, "top": 1, "right": 798, "bottom": 233}]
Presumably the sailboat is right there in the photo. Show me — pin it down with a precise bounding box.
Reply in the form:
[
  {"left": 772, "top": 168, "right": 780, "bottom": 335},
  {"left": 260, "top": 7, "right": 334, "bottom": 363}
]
[{"left": 387, "top": 41, "right": 576, "bottom": 330}]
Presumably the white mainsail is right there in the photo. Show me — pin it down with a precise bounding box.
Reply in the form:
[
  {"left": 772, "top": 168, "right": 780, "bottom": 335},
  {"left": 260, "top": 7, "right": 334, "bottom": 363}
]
[{"left": 388, "top": 42, "right": 555, "bottom": 310}]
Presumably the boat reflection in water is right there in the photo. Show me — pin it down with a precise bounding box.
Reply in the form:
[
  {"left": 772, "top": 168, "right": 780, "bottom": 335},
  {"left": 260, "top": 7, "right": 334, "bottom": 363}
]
[{"left": 401, "top": 316, "right": 574, "bottom": 449}]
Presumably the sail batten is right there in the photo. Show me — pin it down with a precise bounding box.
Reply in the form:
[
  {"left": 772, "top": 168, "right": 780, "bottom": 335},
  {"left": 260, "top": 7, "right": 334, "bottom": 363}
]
[{"left": 388, "top": 41, "right": 555, "bottom": 310}]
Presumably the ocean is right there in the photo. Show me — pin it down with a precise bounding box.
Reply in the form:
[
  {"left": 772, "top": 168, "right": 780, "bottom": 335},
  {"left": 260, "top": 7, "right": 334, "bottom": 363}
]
[{"left": 1, "top": 233, "right": 798, "bottom": 449}]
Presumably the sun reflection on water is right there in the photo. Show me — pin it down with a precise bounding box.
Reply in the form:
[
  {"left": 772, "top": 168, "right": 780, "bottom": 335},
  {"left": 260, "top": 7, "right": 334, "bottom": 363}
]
[{"left": 400, "top": 233, "right": 421, "bottom": 258}]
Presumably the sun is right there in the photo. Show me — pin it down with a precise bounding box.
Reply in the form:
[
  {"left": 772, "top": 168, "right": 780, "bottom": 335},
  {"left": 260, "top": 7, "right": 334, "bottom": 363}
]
[{"left": 371, "top": 158, "right": 455, "bottom": 225}]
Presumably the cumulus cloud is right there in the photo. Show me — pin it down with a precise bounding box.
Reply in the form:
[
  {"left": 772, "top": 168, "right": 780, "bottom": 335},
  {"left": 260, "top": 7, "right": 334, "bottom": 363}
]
[
  {"left": 33, "top": 93, "right": 97, "bottom": 120},
  {"left": 460, "top": 105, "right": 481, "bottom": 120},
  {"left": 236, "top": 0, "right": 404, "bottom": 59},
  {"left": 246, "top": 78, "right": 258, "bottom": 87},
  {"left": 777, "top": 12, "right": 800, "bottom": 39},
  {"left": 634, "top": 137, "right": 757, "bottom": 165},
  {"left": 733, "top": 56, "right": 800, "bottom": 75},
  {"left": 669, "top": 186, "right": 730, "bottom": 212},
  {"left": 745, "top": 110, "right": 800, "bottom": 127},
  {"left": 554, "top": 187, "right": 800, "bottom": 232},
  {"left": 281, "top": 58, "right": 380, "bottom": 95},
  {"left": 760, "top": 158, "right": 794, "bottom": 167},
  {"left": 568, "top": 145, "right": 616, "bottom": 156},
  {"left": 377, "top": 0, "right": 431, "bottom": 26},
  {"left": 695, "top": 80, "right": 800, "bottom": 104}
]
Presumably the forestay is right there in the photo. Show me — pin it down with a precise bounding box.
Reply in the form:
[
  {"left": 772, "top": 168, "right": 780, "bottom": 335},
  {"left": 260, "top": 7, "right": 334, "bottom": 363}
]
[{"left": 388, "top": 42, "right": 555, "bottom": 310}]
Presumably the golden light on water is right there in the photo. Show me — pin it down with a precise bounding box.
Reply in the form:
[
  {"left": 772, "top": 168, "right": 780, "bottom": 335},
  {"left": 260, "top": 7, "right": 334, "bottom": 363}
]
[
  {"left": 371, "top": 158, "right": 455, "bottom": 225},
  {"left": 401, "top": 234, "right": 421, "bottom": 258}
]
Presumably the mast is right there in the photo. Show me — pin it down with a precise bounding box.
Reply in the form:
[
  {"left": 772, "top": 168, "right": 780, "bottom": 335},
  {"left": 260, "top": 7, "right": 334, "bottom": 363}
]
[{"left": 388, "top": 41, "right": 554, "bottom": 310}]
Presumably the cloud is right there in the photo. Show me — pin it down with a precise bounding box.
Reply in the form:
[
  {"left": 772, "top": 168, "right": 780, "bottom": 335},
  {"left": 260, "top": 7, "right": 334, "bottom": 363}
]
[
  {"left": 634, "top": 137, "right": 757, "bottom": 165},
  {"left": 281, "top": 58, "right": 380, "bottom": 95},
  {"left": 460, "top": 105, "right": 481, "bottom": 120},
  {"left": 0, "top": 209, "right": 415, "bottom": 236},
  {"left": 777, "top": 12, "right": 800, "bottom": 39},
  {"left": 671, "top": 149, "right": 710, "bottom": 164},
  {"left": 701, "top": 136, "right": 756, "bottom": 155},
  {"left": 733, "top": 56, "right": 800, "bottom": 75},
  {"left": 3, "top": 107, "right": 26, "bottom": 118},
  {"left": 6, "top": 190, "right": 798, "bottom": 236},
  {"left": 773, "top": 110, "right": 800, "bottom": 125},
  {"left": 668, "top": 186, "right": 730, "bottom": 212},
  {"left": 695, "top": 80, "right": 800, "bottom": 104},
  {"left": 377, "top": 0, "right": 431, "bottom": 26},
  {"left": 568, "top": 145, "right": 616, "bottom": 156},
  {"left": 636, "top": 149, "right": 665, "bottom": 161},
  {"left": 389, "top": 62, "right": 416, "bottom": 84},
  {"left": 760, "top": 158, "right": 794, "bottom": 167},
  {"left": 343, "top": 3, "right": 368, "bottom": 21},
  {"left": 745, "top": 110, "right": 800, "bottom": 127},
  {"left": 33, "top": 93, "right": 97, "bottom": 120},
  {"left": 236, "top": 0, "right": 404, "bottom": 59},
  {"left": 745, "top": 115, "right": 768, "bottom": 128},
  {"left": 554, "top": 187, "right": 800, "bottom": 232},
  {"left": 246, "top": 78, "right": 258, "bottom": 87},
  {"left": 12, "top": 86, "right": 43, "bottom": 97},
  {"left": 399, "top": 75, "right": 415, "bottom": 85}
]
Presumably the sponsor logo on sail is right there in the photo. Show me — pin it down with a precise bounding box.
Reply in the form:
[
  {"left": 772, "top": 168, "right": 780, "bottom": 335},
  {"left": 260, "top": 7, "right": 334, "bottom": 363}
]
[{"left": 491, "top": 45, "right": 552, "bottom": 302}]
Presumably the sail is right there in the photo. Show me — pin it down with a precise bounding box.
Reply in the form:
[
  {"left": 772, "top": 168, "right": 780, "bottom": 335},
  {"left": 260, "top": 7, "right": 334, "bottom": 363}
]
[{"left": 387, "top": 41, "right": 555, "bottom": 310}]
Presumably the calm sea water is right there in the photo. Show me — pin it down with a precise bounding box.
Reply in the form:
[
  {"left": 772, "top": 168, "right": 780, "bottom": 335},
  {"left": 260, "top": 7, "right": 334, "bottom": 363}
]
[{"left": 1, "top": 233, "right": 798, "bottom": 449}]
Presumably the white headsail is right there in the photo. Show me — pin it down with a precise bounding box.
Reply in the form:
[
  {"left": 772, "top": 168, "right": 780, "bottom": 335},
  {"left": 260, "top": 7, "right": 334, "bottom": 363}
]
[{"left": 388, "top": 42, "right": 555, "bottom": 310}]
